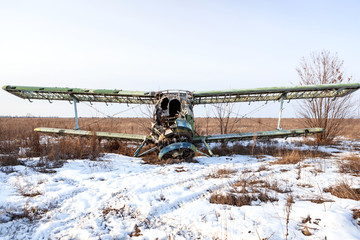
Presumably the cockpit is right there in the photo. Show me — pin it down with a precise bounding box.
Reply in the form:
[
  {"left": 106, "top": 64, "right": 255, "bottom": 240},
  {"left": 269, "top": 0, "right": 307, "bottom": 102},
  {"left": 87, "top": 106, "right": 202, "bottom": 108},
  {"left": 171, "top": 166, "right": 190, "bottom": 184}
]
[{"left": 154, "top": 90, "right": 193, "bottom": 126}]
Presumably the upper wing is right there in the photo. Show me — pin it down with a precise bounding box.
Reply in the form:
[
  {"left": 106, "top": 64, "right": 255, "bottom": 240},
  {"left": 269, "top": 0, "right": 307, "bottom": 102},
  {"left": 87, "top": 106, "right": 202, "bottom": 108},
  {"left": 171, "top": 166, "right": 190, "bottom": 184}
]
[
  {"left": 193, "top": 128, "right": 324, "bottom": 143},
  {"left": 2, "top": 85, "right": 156, "bottom": 104},
  {"left": 193, "top": 83, "right": 360, "bottom": 104}
]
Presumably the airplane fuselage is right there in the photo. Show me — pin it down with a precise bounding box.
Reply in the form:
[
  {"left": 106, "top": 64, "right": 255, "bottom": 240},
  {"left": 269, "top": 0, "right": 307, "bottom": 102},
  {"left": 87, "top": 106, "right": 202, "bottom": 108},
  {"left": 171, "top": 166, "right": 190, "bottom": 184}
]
[{"left": 150, "top": 90, "right": 197, "bottom": 160}]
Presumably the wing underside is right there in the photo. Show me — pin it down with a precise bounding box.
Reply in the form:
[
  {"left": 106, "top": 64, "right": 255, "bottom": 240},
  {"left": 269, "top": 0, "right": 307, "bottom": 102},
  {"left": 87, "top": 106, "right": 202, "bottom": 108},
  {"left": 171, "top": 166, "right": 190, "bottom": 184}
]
[
  {"left": 34, "top": 127, "right": 149, "bottom": 142},
  {"left": 193, "top": 128, "right": 324, "bottom": 143},
  {"left": 2, "top": 85, "right": 156, "bottom": 104},
  {"left": 193, "top": 83, "right": 360, "bottom": 104}
]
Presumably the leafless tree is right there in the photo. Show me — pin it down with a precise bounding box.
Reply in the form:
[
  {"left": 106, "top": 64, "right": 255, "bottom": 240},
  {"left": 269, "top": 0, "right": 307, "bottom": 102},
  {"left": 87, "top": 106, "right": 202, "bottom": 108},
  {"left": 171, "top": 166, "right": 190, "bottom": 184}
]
[
  {"left": 134, "top": 104, "right": 154, "bottom": 133},
  {"left": 212, "top": 102, "right": 240, "bottom": 134},
  {"left": 296, "top": 50, "right": 353, "bottom": 144}
]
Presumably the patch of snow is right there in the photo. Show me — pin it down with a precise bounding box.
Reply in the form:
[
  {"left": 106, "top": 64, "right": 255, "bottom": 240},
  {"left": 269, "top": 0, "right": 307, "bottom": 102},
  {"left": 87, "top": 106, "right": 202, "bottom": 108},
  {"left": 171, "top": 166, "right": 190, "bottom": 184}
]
[{"left": 0, "top": 141, "right": 359, "bottom": 239}]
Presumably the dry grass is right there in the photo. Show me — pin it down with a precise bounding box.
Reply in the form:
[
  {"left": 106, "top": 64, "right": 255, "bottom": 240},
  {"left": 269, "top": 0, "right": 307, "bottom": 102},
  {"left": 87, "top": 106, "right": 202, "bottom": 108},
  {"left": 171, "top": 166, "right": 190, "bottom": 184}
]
[
  {"left": 339, "top": 154, "right": 360, "bottom": 175},
  {"left": 195, "top": 117, "right": 360, "bottom": 140},
  {"left": 209, "top": 141, "right": 330, "bottom": 160},
  {"left": 210, "top": 190, "right": 278, "bottom": 207},
  {"left": 0, "top": 155, "right": 22, "bottom": 166},
  {"left": 206, "top": 168, "right": 237, "bottom": 179},
  {"left": 3, "top": 202, "right": 48, "bottom": 222},
  {"left": 353, "top": 209, "right": 360, "bottom": 226},
  {"left": 129, "top": 224, "right": 142, "bottom": 237},
  {"left": 0, "top": 117, "right": 358, "bottom": 166},
  {"left": 210, "top": 193, "right": 256, "bottom": 207},
  {"left": 272, "top": 149, "right": 330, "bottom": 165},
  {"left": 308, "top": 198, "right": 334, "bottom": 204},
  {"left": 275, "top": 150, "right": 304, "bottom": 165},
  {"left": 285, "top": 194, "right": 294, "bottom": 240},
  {"left": 209, "top": 141, "right": 281, "bottom": 156},
  {"left": 210, "top": 178, "right": 279, "bottom": 207},
  {"left": 2, "top": 117, "right": 360, "bottom": 140},
  {"left": 102, "top": 205, "right": 126, "bottom": 219},
  {"left": 324, "top": 182, "right": 360, "bottom": 201}
]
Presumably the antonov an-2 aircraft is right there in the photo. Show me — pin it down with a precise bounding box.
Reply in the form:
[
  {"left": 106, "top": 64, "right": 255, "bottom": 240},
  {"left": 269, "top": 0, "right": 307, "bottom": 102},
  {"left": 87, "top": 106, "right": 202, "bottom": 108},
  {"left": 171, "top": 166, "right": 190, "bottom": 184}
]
[{"left": 3, "top": 83, "right": 360, "bottom": 161}]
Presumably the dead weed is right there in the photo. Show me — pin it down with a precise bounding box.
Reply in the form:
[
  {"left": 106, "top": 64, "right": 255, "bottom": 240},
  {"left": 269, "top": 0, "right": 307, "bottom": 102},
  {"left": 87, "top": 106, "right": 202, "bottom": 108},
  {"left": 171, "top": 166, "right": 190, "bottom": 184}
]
[
  {"left": 339, "top": 154, "right": 360, "bottom": 175},
  {"left": 324, "top": 182, "right": 360, "bottom": 200}
]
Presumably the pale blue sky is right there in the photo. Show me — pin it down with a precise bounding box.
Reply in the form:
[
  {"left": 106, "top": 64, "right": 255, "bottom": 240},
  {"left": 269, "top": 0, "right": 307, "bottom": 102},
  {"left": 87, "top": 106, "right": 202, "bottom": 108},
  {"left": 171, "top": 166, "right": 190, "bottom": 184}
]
[{"left": 1, "top": 0, "right": 360, "bottom": 118}]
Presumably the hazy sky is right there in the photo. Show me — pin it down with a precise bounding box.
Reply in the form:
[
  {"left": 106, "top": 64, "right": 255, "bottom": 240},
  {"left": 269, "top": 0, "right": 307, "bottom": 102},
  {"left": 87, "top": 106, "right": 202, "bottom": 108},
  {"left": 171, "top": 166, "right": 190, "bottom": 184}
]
[{"left": 1, "top": 0, "right": 360, "bottom": 119}]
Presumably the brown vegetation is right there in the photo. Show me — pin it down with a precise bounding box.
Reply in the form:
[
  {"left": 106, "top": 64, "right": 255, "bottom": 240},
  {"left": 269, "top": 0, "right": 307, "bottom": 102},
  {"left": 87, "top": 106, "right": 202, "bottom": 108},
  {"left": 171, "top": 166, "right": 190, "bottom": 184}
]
[
  {"left": 210, "top": 178, "right": 280, "bottom": 207},
  {"left": 324, "top": 182, "right": 360, "bottom": 201},
  {"left": 285, "top": 194, "right": 294, "bottom": 240},
  {"left": 296, "top": 50, "right": 354, "bottom": 144},
  {"left": 209, "top": 191, "right": 278, "bottom": 207},
  {"left": 0, "top": 117, "right": 359, "bottom": 167},
  {"left": 353, "top": 209, "right": 360, "bottom": 226},
  {"left": 339, "top": 154, "right": 360, "bottom": 176},
  {"left": 206, "top": 168, "right": 236, "bottom": 179}
]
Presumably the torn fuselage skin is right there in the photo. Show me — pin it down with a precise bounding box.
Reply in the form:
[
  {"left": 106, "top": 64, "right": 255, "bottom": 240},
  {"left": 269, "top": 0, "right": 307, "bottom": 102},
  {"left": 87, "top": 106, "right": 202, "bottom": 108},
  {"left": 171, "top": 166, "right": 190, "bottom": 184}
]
[{"left": 150, "top": 91, "right": 196, "bottom": 160}]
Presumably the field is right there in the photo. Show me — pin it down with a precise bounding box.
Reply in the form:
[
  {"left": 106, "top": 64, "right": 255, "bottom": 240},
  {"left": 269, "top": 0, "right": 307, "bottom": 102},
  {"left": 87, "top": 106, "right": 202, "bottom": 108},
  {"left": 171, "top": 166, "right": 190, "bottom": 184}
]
[{"left": 0, "top": 117, "right": 360, "bottom": 239}]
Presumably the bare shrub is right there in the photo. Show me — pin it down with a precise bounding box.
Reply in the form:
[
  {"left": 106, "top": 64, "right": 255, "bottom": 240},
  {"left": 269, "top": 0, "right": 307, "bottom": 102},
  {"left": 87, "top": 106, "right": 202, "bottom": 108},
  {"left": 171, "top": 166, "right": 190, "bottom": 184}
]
[
  {"left": 296, "top": 50, "right": 354, "bottom": 144},
  {"left": 324, "top": 182, "right": 360, "bottom": 200},
  {"left": 211, "top": 102, "right": 240, "bottom": 134}
]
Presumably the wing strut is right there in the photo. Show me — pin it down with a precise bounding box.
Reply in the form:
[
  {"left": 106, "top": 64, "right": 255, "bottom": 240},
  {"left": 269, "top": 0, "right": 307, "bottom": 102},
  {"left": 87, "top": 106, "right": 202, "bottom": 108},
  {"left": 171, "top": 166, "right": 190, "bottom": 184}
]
[
  {"left": 137, "top": 146, "right": 158, "bottom": 157},
  {"left": 133, "top": 138, "right": 147, "bottom": 157},
  {"left": 202, "top": 138, "right": 214, "bottom": 156},
  {"left": 277, "top": 95, "right": 285, "bottom": 130},
  {"left": 72, "top": 96, "right": 80, "bottom": 130}
]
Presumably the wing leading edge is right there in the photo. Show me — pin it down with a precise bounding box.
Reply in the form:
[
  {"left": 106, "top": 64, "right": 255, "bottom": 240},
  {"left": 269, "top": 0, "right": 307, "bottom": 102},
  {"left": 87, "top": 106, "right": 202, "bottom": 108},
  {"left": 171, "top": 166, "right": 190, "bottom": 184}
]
[
  {"left": 2, "top": 85, "right": 156, "bottom": 104},
  {"left": 193, "top": 83, "right": 360, "bottom": 104}
]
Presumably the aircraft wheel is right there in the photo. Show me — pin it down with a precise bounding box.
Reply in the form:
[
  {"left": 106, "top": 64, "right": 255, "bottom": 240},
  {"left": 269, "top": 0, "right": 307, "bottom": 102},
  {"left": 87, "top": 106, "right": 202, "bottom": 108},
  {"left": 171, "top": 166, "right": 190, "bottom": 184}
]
[{"left": 159, "top": 142, "right": 196, "bottom": 161}]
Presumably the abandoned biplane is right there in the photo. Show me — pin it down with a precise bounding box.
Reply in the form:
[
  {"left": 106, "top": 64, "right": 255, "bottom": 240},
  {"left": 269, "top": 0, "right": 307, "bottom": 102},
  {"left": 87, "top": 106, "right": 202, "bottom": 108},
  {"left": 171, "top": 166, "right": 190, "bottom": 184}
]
[{"left": 3, "top": 83, "right": 360, "bottom": 160}]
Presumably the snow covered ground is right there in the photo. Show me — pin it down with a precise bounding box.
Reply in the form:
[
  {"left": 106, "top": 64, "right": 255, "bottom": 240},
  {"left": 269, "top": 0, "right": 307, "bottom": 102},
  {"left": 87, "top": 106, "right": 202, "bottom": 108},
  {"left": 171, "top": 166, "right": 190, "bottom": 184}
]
[{"left": 0, "top": 139, "right": 359, "bottom": 240}]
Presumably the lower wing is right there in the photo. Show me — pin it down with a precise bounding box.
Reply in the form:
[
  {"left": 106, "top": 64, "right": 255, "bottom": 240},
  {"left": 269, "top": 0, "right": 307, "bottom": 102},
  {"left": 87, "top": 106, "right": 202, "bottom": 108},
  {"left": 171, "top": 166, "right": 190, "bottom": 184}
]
[
  {"left": 193, "top": 128, "right": 324, "bottom": 143},
  {"left": 34, "top": 127, "right": 149, "bottom": 142}
]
